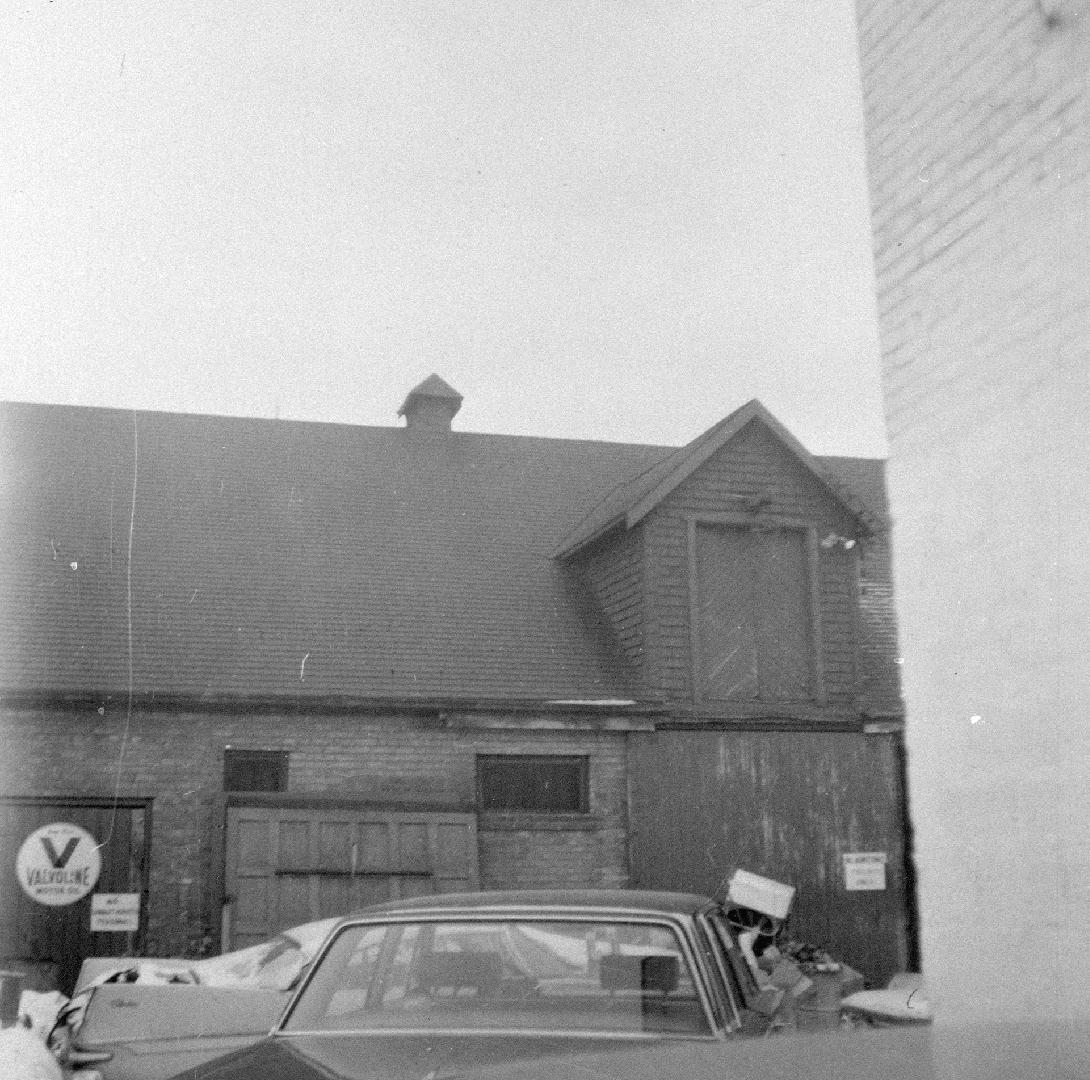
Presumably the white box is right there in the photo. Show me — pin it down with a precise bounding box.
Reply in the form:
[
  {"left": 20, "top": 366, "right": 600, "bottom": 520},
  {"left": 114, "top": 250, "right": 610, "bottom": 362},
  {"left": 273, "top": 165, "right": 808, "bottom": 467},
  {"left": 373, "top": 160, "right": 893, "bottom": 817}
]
[{"left": 726, "top": 870, "right": 795, "bottom": 920}]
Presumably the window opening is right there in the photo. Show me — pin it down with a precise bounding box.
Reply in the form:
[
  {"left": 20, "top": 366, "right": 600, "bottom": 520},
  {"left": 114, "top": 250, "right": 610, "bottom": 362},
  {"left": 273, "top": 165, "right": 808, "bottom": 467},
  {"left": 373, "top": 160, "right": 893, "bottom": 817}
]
[
  {"left": 477, "top": 755, "right": 589, "bottom": 814},
  {"left": 223, "top": 748, "right": 289, "bottom": 793}
]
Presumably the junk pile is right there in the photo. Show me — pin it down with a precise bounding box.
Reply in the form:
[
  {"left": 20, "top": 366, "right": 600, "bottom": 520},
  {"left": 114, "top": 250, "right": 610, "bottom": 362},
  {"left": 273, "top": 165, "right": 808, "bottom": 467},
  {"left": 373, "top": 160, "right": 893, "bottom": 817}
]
[{"left": 725, "top": 870, "right": 865, "bottom": 1029}]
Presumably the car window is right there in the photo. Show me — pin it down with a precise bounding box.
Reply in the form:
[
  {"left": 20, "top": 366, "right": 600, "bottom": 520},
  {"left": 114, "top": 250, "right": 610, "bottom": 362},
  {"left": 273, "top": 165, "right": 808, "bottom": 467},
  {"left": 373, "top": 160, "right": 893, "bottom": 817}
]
[
  {"left": 705, "top": 909, "right": 762, "bottom": 1005},
  {"left": 283, "top": 918, "right": 712, "bottom": 1037},
  {"left": 295, "top": 924, "right": 389, "bottom": 1020},
  {"left": 690, "top": 915, "right": 733, "bottom": 1031}
]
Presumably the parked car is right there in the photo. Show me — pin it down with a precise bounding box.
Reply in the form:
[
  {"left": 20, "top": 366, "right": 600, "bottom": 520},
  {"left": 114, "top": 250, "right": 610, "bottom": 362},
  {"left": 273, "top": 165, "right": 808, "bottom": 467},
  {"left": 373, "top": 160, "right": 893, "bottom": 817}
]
[
  {"left": 52, "top": 918, "right": 339, "bottom": 1080},
  {"left": 161, "top": 889, "right": 801, "bottom": 1080}
]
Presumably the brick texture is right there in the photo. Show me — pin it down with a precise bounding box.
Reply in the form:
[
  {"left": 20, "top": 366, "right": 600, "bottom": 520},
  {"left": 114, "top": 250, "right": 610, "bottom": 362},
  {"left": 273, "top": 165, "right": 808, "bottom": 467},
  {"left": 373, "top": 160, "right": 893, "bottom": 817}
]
[
  {"left": 857, "top": 0, "right": 1090, "bottom": 1028},
  {"left": 0, "top": 708, "right": 628, "bottom": 956}
]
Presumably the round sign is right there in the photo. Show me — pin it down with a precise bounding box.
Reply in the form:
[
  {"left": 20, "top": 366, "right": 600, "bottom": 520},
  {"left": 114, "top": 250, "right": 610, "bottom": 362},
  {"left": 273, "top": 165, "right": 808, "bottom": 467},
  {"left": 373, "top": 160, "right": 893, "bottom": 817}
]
[{"left": 16, "top": 822, "right": 101, "bottom": 906}]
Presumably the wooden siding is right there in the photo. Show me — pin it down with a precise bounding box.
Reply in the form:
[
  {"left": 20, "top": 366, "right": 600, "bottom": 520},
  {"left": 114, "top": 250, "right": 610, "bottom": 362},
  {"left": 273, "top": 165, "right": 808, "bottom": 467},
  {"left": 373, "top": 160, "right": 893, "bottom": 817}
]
[
  {"left": 642, "top": 422, "right": 863, "bottom": 706},
  {"left": 692, "top": 523, "right": 814, "bottom": 701},
  {"left": 628, "top": 729, "right": 910, "bottom": 985},
  {"left": 573, "top": 526, "right": 645, "bottom": 677}
]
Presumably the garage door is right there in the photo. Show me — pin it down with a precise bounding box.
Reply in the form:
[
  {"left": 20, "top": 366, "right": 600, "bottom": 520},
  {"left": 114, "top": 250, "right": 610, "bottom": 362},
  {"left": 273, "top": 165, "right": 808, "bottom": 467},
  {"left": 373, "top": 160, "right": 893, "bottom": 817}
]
[{"left": 224, "top": 801, "right": 478, "bottom": 949}]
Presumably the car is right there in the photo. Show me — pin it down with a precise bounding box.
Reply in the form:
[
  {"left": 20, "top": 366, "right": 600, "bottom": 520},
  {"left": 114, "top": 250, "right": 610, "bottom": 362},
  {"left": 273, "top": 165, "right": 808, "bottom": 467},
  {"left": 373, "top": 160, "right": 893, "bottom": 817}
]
[
  {"left": 161, "top": 889, "right": 794, "bottom": 1080},
  {"left": 53, "top": 918, "right": 339, "bottom": 1080}
]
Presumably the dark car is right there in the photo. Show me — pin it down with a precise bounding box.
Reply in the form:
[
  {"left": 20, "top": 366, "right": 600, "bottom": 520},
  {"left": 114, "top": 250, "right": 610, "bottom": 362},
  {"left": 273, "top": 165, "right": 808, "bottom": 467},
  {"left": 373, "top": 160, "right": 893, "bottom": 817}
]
[{"left": 163, "top": 888, "right": 803, "bottom": 1079}]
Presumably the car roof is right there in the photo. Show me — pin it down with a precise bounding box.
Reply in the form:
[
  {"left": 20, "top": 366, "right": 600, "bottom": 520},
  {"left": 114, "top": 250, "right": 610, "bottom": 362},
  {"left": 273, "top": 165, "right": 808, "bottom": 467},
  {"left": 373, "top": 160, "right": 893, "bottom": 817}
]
[{"left": 340, "top": 889, "right": 717, "bottom": 921}]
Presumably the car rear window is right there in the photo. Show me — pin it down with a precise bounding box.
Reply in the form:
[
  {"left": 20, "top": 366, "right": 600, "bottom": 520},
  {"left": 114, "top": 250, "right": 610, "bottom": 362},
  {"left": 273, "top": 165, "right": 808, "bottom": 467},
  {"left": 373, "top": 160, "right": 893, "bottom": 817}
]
[{"left": 283, "top": 918, "right": 712, "bottom": 1037}]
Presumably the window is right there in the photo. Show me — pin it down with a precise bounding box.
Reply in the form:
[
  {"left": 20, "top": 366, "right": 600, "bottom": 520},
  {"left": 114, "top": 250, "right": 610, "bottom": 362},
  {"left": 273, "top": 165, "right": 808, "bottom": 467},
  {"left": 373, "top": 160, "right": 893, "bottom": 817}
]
[
  {"left": 223, "top": 748, "right": 289, "bottom": 792},
  {"left": 692, "top": 521, "right": 817, "bottom": 702},
  {"left": 283, "top": 917, "right": 710, "bottom": 1036},
  {"left": 477, "top": 755, "right": 589, "bottom": 814}
]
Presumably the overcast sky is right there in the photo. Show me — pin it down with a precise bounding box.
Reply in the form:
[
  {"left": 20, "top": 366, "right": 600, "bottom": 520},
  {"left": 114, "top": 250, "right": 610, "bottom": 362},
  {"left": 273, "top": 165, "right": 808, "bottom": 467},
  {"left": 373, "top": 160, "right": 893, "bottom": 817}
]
[{"left": 1, "top": 0, "right": 888, "bottom": 457}]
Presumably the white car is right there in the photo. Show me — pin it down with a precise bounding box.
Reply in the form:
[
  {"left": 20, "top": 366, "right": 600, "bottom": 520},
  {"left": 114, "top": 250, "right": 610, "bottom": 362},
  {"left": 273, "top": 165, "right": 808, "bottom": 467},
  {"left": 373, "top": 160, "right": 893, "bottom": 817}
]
[{"left": 52, "top": 919, "right": 338, "bottom": 1080}]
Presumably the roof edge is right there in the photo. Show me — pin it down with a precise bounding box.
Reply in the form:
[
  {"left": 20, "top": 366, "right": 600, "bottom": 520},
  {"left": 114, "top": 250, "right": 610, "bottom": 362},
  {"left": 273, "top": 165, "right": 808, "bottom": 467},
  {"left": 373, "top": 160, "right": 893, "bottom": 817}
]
[
  {"left": 0, "top": 690, "right": 668, "bottom": 717},
  {"left": 625, "top": 399, "right": 872, "bottom": 532},
  {"left": 550, "top": 515, "right": 627, "bottom": 560},
  {"left": 553, "top": 400, "right": 880, "bottom": 560}
]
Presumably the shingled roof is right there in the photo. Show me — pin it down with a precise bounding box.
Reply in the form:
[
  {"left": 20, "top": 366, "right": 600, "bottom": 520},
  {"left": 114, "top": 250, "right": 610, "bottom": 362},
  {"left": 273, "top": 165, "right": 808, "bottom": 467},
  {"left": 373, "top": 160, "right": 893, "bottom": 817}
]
[{"left": 0, "top": 397, "right": 892, "bottom": 707}]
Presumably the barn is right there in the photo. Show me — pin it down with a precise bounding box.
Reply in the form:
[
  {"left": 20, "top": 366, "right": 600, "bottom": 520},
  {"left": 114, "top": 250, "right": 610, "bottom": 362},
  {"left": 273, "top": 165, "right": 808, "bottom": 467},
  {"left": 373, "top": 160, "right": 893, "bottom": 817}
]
[{"left": 0, "top": 376, "right": 909, "bottom": 993}]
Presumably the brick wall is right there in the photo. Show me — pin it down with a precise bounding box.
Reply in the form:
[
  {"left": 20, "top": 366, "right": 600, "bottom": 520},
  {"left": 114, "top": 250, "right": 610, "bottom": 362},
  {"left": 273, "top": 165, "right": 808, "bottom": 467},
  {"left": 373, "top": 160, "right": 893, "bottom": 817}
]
[
  {"left": 857, "top": 0, "right": 1090, "bottom": 1028},
  {"left": 0, "top": 708, "right": 629, "bottom": 956}
]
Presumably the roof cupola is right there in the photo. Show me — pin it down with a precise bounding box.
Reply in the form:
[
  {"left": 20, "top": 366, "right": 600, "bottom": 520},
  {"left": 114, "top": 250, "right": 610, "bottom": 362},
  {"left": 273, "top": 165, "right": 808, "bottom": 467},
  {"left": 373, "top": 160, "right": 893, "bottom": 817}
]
[{"left": 397, "top": 374, "right": 463, "bottom": 432}]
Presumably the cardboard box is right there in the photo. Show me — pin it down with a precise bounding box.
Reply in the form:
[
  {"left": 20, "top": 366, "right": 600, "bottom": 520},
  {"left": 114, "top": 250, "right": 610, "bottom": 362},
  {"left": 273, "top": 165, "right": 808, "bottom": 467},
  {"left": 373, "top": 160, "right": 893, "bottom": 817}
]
[{"left": 727, "top": 870, "right": 796, "bottom": 920}]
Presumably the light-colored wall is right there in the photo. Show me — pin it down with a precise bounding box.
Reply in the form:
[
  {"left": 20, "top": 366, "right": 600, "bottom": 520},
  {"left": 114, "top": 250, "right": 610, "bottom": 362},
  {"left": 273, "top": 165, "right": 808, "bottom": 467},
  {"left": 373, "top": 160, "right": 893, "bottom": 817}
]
[{"left": 856, "top": 0, "right": 1090, "bottom": 1030}]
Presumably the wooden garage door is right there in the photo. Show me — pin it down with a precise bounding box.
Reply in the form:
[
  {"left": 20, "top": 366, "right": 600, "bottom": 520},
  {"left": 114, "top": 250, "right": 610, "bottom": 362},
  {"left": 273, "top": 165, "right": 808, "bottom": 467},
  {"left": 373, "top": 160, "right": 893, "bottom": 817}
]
[{"left": 224, "top": 802, "right": 478, "bottom": 949}]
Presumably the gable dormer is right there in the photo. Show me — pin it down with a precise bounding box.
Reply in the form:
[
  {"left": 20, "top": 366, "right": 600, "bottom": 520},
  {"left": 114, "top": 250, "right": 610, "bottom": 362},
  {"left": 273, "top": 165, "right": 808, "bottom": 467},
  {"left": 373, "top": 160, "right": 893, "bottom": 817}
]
[{"left": 556, "top": 401, "right": 883, "bottom": 713}]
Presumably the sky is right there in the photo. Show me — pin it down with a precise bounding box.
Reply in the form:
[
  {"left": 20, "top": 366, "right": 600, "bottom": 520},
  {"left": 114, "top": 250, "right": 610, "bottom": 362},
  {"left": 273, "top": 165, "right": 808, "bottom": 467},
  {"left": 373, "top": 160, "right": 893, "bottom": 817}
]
[{"left": 1, "top": 0, "right": 888, "bottom": 457}]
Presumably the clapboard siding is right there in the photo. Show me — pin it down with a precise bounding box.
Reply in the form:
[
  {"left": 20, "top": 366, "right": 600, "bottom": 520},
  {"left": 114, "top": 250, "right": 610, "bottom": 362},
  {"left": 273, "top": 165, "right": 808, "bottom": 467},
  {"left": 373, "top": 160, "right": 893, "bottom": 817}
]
[
  {"left": 642, "top": 422, "right": 862, "bottom": 705},
  {"left": 573, "top": 526, "right": 646, "bottom": 676}
]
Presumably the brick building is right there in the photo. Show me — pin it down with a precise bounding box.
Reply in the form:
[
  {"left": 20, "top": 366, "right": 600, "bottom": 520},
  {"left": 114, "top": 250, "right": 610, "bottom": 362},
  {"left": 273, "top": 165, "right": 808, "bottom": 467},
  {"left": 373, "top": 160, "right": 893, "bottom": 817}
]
[
  {"left": 1, "top": 378, "right": 907, "bottom": 992},
  {"left": 856, "top": 0, "right": 1090, "bottom": 1043}
]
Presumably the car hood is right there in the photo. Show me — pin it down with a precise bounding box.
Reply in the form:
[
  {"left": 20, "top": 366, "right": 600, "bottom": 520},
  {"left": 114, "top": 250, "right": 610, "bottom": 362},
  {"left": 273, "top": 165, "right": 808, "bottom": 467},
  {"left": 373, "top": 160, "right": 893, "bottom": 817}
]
[
  {"left": 168, "top": 1027, "right": 935, "bottom": 1080},
  {"left": 168, "top": 1032, "right": 656, "bottom": 1080}
]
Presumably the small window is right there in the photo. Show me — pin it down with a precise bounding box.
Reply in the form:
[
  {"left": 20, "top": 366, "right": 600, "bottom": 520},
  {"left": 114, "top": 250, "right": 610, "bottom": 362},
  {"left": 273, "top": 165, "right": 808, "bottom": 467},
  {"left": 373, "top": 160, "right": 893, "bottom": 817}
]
[
  {"left": 223, "top": 748, "right": 289, "bottom": 792},
  {"left": 477, "top": 755, "right": 588, "bottom": 814}
]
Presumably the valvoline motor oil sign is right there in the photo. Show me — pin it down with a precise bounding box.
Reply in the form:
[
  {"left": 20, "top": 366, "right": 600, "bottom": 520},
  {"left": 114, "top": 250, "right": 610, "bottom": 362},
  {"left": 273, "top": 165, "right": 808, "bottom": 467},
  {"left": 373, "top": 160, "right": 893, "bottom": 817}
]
[{"left": 16, "top": 822, "right": 101, "bottom": 906}]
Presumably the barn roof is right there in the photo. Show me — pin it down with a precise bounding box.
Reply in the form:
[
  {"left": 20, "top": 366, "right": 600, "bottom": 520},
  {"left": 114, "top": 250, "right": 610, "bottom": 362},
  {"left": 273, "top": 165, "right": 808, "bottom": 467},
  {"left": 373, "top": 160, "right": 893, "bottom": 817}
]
[{"left": 0, "top": 396, "right": 891, "bottom": 706}]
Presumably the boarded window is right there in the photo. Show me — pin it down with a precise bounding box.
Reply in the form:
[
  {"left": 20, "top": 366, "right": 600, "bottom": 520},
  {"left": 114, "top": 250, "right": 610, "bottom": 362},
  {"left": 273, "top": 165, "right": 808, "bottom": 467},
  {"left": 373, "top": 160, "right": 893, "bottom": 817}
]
[
  {"left": 223, "top": 749, "right": 289, "bottom": 792},
  {"left": 695, "top": 523, "right": 814, "bottom": 701},
  {"left": 477, "top": 755, "right": 589, "bottom": 814}
]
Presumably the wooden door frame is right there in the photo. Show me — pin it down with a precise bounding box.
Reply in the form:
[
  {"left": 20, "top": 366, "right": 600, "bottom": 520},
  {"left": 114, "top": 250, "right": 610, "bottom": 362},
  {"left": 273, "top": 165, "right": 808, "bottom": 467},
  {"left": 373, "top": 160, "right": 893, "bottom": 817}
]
[{"left": 0, "top": 795, "right": 154, "bottom": 968}]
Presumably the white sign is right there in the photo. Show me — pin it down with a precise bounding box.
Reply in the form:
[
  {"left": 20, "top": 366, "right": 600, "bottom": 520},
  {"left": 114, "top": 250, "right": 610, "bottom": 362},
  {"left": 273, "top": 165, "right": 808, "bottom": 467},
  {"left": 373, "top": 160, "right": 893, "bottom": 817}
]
[
  {"left": 16, "top": 822, "right": 101, "bottom": 906},
  {"left": 91, "top": 893, "right": 141, "bottom": 932},
  {"left": 843, "top": 851, "right": 888, "bottom": 891}
]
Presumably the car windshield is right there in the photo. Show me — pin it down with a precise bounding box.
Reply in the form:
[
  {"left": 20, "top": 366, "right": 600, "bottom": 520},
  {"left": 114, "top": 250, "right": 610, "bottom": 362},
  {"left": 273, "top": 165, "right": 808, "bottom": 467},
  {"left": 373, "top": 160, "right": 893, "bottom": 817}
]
[{"left": 282, "top": 918, "right": 711, "bottom": 1036}]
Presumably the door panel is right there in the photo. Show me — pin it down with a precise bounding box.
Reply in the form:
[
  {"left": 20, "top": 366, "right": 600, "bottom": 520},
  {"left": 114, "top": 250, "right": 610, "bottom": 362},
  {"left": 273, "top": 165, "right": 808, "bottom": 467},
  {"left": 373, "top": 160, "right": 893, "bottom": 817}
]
[
  {"left": 224, "top": 803, "right": 478, "bottom": 949},
  {"left": 0, "top": 797, "right": 151, "bottom": 994}
]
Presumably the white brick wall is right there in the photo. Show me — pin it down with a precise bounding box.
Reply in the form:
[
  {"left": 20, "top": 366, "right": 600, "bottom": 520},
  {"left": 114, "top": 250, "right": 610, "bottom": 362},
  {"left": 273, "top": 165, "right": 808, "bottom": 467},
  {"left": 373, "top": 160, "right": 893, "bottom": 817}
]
[{"left": 857, "top": 0, "right": 1090, "bottom": 1031}]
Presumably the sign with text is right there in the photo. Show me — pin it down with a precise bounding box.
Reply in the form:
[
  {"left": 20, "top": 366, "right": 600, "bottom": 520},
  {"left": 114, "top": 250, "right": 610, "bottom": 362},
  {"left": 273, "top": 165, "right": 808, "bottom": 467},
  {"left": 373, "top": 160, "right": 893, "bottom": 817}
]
[
  {"left": 843, "top": 851, "right": 888, "bottom": 891},
  {"left": 16, "top": 822, "right": 101, "bottom": 906},
  {"left": 91, "top": 892, "right": 141, "bottom": 932}
]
